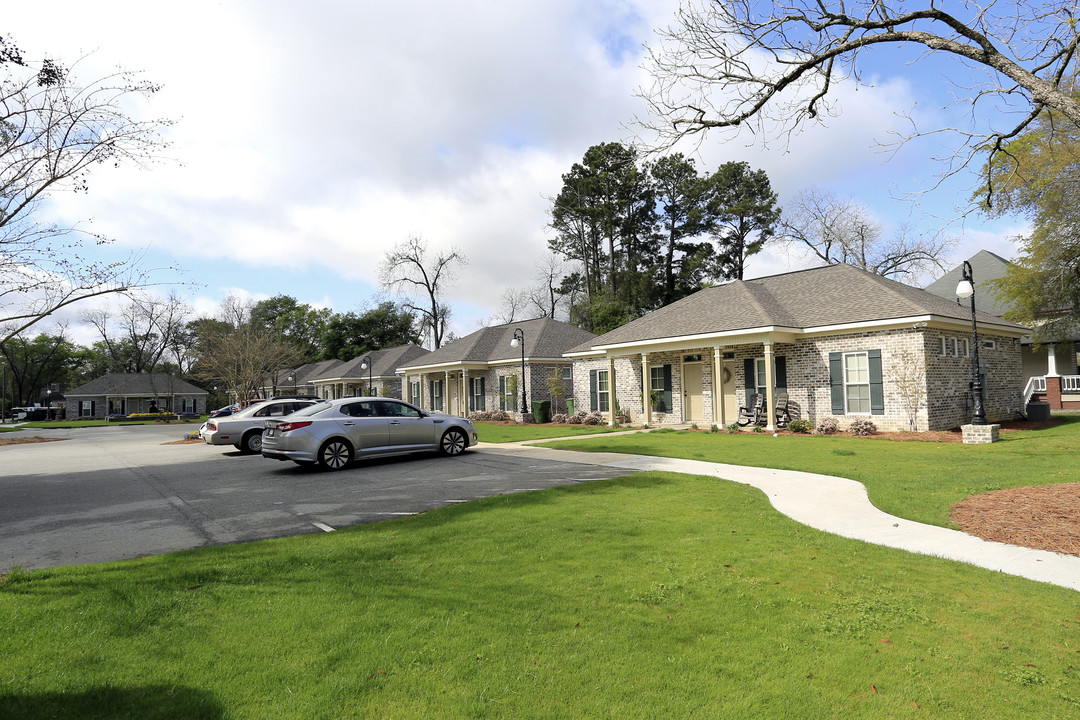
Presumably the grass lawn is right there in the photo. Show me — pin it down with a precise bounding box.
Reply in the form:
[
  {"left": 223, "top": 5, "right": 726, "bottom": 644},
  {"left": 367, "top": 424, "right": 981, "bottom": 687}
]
[
  {"left": 2, "top": 421, "right": 1079, "bottom": 717},
  {"left": 12, "top": 417, "right": 207, "bottom": 430},
  {"left": 541, "top": 416, "right": 1080, "bottom": 528},
  {"left": 474, "top": 421, "right": 623, "bottom": 443}
]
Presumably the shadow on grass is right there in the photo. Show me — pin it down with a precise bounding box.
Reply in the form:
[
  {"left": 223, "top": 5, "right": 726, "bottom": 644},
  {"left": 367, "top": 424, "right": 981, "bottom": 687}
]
[{"left": 0, "top": 684, "right": 225, "bottom": 719}]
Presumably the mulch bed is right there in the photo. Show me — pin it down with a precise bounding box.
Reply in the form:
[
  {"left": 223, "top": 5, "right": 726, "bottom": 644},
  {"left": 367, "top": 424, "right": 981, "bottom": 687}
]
[
  {"left": 0, "top": 437, "right": 65, "bottom": 446},
  {"left": 952, "top": 483, "right": 1080, "bottom": 557}
]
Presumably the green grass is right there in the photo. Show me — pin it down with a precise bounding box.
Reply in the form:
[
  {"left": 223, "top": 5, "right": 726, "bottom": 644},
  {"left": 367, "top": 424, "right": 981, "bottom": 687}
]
[
  {"left": 14, "top": 417, "right": 206, "bottom": 430},
  {"left": 540, "top": 416, "right": 1080, "bottom": 528},
  {"left": 473, "top": 421, "right": 622, "bottom": 443},
  {"left": 3, "top": 472, "right": 1079, "bottom": 719}
]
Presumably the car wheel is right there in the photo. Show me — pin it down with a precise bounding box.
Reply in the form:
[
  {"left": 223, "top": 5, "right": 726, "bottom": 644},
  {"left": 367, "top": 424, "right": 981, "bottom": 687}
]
[
  {"left": 318, "top": 439, "right": 353, "bottom": 470},
  {"left": 240, "top": 430, "right": 263, "bottom": 454},
  {"left": 439, "top": 428, "right": 467, "bottom": 456}
]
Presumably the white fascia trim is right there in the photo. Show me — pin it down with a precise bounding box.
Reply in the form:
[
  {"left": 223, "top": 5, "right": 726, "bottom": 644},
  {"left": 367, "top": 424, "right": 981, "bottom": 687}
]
[
  {"left": 802, "top": 315, "right": 1027, "bottom": 337},
  {"left": 592, "top": 327, "right": 801, "bottom": 353}
]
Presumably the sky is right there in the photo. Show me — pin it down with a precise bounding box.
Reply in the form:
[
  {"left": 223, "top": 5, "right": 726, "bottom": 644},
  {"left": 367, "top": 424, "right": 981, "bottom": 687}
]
[{"left": 6, "top": 0, "right": 1028, "bottom": 348}]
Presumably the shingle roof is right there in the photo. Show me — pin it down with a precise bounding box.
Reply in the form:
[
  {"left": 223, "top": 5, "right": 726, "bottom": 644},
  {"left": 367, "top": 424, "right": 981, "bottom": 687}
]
[
  {"left": 66, "top": 373, "right": 208, "bottom": 397},
  {"left": 923, "top": 250, "right": 1013, "bottom": 318},
  {"left": 571, "top": 263, "right": 1026, "bottom": 352},
  {"left": 311, "top": 344, "right": 429, "bottom": 381},
  {"left": 398, "top": 317, "right": 596, "bottom": 371}
]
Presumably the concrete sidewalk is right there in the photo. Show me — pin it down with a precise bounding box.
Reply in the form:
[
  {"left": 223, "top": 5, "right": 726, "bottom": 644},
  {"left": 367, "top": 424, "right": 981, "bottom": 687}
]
[{"left": 478, "top": 442, "right": 1080, "bottom": 593}]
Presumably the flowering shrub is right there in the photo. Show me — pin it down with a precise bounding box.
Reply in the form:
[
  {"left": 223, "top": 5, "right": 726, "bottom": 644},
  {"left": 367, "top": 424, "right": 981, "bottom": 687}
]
[
  {"left": 814, "top": 417, "right": 840, "bottom": 435},
  {"left": 583, "top": 411, "right": 604, "bottom": 425},
  {"left": 848, "top": 418, "right": 878, "bottom": 436},
  {"left": 786, "top": 419, "right": 813, "bottom": 434},
  {"left": 569, "top": 410, "right": 604, "bottom": 425},
  {"left": 469, "top": 410, "right": 512, "bottom": 422},
  {"left": 128, "top": 412, "right": 177, "bottom": 422},
  {"left": 551, "top": 413, "right": 569, "bottom": 424}
]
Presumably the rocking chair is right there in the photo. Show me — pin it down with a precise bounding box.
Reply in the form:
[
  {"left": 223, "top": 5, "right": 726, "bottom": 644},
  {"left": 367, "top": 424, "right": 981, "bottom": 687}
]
[
  {"left": 774, "top": 392, "right": 791, "bottom": 428},
  {"left": 736, "top": 393, "right": 765, "bottom": 427}
]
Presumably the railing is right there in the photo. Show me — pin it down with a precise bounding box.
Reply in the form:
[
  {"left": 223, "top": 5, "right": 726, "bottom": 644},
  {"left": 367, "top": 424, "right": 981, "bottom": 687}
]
[
  {"left": 1021, "top": 375, "right": 1080, "bottom": 406},
  {"left": 1022, "top": 376, "right": 1046, "bottom": 406}
]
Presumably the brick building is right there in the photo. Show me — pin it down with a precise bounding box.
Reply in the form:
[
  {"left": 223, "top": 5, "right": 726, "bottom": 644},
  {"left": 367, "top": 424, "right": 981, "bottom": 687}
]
[{"left": 565, "top": 264, "right": 1027, "bottom": 432}]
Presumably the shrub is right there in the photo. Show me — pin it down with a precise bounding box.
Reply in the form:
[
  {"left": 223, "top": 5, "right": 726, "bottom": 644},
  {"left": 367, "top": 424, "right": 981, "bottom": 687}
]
[
  {"left": 551, "top": 413, "right": 569, "bottom": 424},
  {"left": 726, "top": 422, "right": 741, "bottom": 433},
  {"left": 848, "top": 418, "right": 878, "bottom": 436},
  {"left": 469, "top": 411, "right": 491, "bottom": 421},
  {"left": 752, "top": 425, "right": 764, "bottom": 433},
  {"left": 786, "top": 419, "right": 813, "bottom": 434},
  {"left": 582, "top": 411, "right": 604, "bottom": 426},
  {"left": 814, "top": 417, "right": 840, "bottom": 435},
  {"left": 710, "top": 424, "right": 719, "bottom": 433}
]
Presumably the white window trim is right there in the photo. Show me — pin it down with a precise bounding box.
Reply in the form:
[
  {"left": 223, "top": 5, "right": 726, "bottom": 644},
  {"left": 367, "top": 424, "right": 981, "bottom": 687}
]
[
  {"left": 596, "top": 369, "right": 610, "bottom": 413},
  {"left": 754, "top": 357, "right": 768, "bottom": 397},
  {"left": 431, "top": 380, "right": 443, "bottom": 411},
  {"left": 842, "top": 351, "right": 872, "bottom": 415},
  {"left": 939, "top": 337, "right": 948, "bottom": 357}
]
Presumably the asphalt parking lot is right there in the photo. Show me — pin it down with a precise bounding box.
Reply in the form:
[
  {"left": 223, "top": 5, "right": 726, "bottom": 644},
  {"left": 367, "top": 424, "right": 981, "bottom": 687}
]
[{"left": 0, "top": 424, "right": 629, "bottom": 571}]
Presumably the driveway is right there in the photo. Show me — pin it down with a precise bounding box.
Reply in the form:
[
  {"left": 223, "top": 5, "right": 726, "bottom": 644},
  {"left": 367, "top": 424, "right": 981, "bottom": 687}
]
[{"left": 0, "top": 424, "right": 629, "bottom": 571}]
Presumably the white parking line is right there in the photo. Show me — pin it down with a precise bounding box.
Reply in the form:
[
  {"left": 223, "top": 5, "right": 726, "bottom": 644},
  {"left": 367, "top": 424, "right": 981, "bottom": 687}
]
[{"left": 311, "top": 522, "right": 335, "bottom": 533}]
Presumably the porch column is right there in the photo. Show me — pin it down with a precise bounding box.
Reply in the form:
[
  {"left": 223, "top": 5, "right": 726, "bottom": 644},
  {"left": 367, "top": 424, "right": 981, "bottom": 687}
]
[
  {"left": 764, "top": 339, "right": 777, "bottom": 432},
  {"left": 462, "top": 369, "right": 469, "bottom": 417},
  {"left": 445, "top": 370, "right": 451, "bottom": 414},
  {"left": 1047, "top": 343, "right": 1059, "bottom": 377},
  {"left": 712, "top": 345, "right": 725, "bottom": 427},
  {"left": 641, "top": 353, "right": 652, "bottom": 426},
  {"left": 607, "top": 355, "right": 617, "bottom": 426}
]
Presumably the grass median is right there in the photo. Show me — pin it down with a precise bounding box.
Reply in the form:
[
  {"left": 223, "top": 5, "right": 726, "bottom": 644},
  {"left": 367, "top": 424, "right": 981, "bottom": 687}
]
[{"left": 2, "top": 422, "right": 1079, "bottom": 718}]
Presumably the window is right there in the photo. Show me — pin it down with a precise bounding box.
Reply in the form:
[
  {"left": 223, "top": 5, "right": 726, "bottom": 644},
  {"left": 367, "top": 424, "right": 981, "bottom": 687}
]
[
  {"left": 962, "top": 339, "right": 970, "bottom": 358},
  {"left": 410, "top": 381, "right": 420, "bottom": 405},
  {"left": 649, "top": 365, "right": 672, "bottom": 413},
  {"left": 499, "top": 375, "right": 518, "bottom": 412},
  {"left": 561, "top": 367, "right": 572, "bottom": 382},
  {"left": 755, "top": 358, "right": 768, "bottom": 396},
  {"left": 430, "top": 380, "right": 443, "bottom": 411},
  {"left": 80, "top": 400, "right": 93, "bottom": 418},
  {"left": 469, "top": 377, "right": 485, "bottom": 412},
  {"left": 982, "top": 339, "right": 997, "bottom": 350},
  {"left": 181, "top": 398, "right": 196, "bottom": 413},
  {"left": 589, "top": 369, "right": 610, "bottom": 412},
  {"left": 843, "top": 352, "right": 871, "bottom": 414},
  {"left": 939, "top": 337, "right": 948, "bottom": 357}
]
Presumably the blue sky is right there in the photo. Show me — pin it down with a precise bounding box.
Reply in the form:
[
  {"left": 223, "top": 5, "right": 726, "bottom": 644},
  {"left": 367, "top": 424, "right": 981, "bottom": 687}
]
[{"left": 7, "top": 0, "right": 1027, "bottom": 347}]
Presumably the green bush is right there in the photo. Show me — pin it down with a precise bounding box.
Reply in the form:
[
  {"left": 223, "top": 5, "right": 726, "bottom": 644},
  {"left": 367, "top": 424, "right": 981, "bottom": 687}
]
[{"left": 786, "top": 419, "right": 813, "bottom": 434}]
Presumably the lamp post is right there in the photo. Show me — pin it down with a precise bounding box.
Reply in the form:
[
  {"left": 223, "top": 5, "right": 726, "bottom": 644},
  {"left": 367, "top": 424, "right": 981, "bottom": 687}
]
[
  {"left": 956, "top": 260, "right": 987, "bottom": 425},
  {"left": 509, "top": 328, "right": 528, "bottom": 414},
  {"left": 359, "top": 355, "right": 373, "bottom": 397}
]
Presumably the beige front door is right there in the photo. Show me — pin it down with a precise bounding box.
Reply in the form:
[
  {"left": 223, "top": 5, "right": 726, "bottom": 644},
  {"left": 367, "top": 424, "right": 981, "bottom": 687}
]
[
  {"left": 722, "top": 360, "right": 738, "bottom": 422},
  {"left": 683, "top": 363, "right": 704, "bottom": 422}
]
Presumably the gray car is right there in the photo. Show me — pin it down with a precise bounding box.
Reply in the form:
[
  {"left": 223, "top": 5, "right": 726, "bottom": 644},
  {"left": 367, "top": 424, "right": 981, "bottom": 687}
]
[
  {"left": 203, "top": 398, "right": 322, "bottom": 454},
  {"left": 260, "top": 397, "right": 478, "bottom": 470}
]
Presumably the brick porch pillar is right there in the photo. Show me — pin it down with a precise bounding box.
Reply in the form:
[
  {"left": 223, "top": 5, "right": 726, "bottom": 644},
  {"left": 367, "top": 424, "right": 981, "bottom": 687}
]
[{"left": 1045, "top": 375, "right": 1063, "bottom": 410}]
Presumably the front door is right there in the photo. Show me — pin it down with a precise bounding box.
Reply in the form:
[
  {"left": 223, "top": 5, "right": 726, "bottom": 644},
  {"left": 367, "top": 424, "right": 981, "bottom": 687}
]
[{"left": 683, "top": 363, "right": 704, "bottom": 422}]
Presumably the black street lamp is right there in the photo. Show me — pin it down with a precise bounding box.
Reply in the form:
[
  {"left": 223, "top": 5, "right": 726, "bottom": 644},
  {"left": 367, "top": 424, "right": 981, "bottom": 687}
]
[
  {"left": 956, "top": 260, "right": 987, "bottom": 425},
  {"left": 359, "top": 355, "right": 373, "bottom": 397},
  {"left": 509, "top": 328, "right": 528, "bottom": 414}
]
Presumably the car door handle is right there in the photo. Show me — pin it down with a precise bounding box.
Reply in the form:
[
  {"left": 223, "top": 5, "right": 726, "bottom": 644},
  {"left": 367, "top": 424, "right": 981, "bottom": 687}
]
[
  {"left": 389, "top": 420, "right": 400, "bottom": 425},
  {"left": 342, "top": 421, "right": 354, "bottom": 426}
]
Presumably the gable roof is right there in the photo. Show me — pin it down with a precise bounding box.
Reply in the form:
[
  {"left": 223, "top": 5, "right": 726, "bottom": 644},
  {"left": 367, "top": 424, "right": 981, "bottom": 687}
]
[
  {"left": 570, "top": 263, "right": 1026, "bottom": 354},
  {"left": 399, "top": 317, "right": 596, "bottom": 372},
  {"left": 66, "top": 373, "right": 208, "bottom": 397},
  {"left": 310, "top": 344, "right": 429, "bottom": 382},
  {"left": 923, "top": 250, "right": 1013, "bottom": 318}
]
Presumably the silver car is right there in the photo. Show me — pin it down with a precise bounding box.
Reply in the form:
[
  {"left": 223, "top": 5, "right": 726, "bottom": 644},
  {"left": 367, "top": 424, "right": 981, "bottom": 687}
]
[
  {"left": 260, "top": 397, "right": 478, "bottom": 470},
  {"left": 203, "top": 398, "right": 322, "bottom": 454}
]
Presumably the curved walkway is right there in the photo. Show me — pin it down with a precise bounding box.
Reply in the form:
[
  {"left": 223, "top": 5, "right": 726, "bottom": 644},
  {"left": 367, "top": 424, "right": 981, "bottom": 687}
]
[{"left": 478, "top": 442, "right": 1080, "bottom": 592}]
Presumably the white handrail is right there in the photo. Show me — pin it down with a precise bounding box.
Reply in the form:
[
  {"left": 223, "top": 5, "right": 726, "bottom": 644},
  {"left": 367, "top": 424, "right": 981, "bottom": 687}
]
[{"left": 1022, "top": 376, "right": 1046, "bottom": 406}]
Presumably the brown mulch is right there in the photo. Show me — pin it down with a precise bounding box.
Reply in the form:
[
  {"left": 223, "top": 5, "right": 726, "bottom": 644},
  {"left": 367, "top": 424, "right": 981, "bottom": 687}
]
[
  {"left": 878, "top": 418, "right": 1063, "bottom": 443},
  {"left": 162, "top": 438, "right": 203, "bottom": 445},
  {"left": 952, "top": 483, "right": 1080, "bottom": 557},
  {"left": 0, "top": 437, "right": 65, "bottom": 446}
]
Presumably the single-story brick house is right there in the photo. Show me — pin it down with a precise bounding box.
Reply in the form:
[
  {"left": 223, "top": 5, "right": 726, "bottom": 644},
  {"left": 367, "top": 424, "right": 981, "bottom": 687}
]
[
  {"left": 309, "top": 344, "right": 430, "bottom": 399},
  {"left": 398, "top": 317, "right": 596, "bottom": 420},
  {"left": 564, "top": 264, "right": 1028, "bottom": 432},
  {"left": 258, "top": 359, "right": 344, "bottom": 398},
  {"left": 64, "top": 373, "right": 209, "bottom": 419}
]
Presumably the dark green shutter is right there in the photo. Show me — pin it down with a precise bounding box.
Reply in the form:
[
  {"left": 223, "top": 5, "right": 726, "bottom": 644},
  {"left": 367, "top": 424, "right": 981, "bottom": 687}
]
[
  {"left": 744, "top": 358, "right": 755, "bottom": 405},
  {"left": 829, "top": 352, "right": 844, "bottom": 414},
  {"left": 663, "top": 365, "right": 672, "bottom": 413},
  {"left": 590, "top": 369, "right": 598, "bottom": 412},
  {"left": 775, "top": 356, "right": 787, "bottom": 395},
  {"left": 868, "top": 349, "right": 884, "bottom": 415},
  {"left": 499, "top": 376, "right": 506, "bottom": 411}
]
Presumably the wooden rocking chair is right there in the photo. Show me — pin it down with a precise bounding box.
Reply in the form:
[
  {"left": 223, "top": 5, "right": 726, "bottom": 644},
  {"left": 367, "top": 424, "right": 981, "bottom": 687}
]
[
  {"left": 736, "top": 393, "right": 765, "bottom": 427},
  {"left": 774, "top": 392, "right": 791, "bottom": 428}
]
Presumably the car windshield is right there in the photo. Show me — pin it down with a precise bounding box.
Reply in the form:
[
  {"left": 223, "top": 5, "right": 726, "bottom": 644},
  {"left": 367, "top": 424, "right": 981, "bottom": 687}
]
[{"left": 288, "top": 401, "right": 333, "bottom": 418}]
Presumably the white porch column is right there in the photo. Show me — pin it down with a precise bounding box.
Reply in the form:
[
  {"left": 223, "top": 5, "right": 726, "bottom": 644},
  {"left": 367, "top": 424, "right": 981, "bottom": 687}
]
[
  {"left": 641, "top": 353, "right": 652, "bottom": 426},
  {"left": 445, "top": 370, "right": 451, "bottom": 413},
  {"left": 419, "top": 374, "right": 426, "bottom": 409},
  {"left": 1047, "top": 343, "right": 1059, "bottom": 377},
  {"left": 462, "top": 369, "right": 469, "bottom": 417},
  {"left": 712, "top": 346, "right": 725, "bottom": 427},
  {"left": 607, "top": 355, "right": 617, "bottom": 426},
  {"left": 764, "top": 339, "right": 777, "bottom": 432}
]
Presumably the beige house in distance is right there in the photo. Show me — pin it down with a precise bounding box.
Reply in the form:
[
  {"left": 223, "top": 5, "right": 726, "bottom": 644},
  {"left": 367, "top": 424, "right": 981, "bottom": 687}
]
[{"left": 565, "top": 264, "right": 1028, "bottom": 432}]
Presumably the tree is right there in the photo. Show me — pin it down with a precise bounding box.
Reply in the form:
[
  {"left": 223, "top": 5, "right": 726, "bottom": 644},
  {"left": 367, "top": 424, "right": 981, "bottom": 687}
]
[
  {"left": 249, "top": 295, "right": 331, "bottom": 361},
  {"left": 81, "top": 292, "right": 191, "bottom": 375},
  {"left": 1, "top": 40, "right": 175, "bottom": 344},
  {"left": 781, "top": 186, "right": 952, "bottom": 282},
  {"left": 981, "top": 103, "right": 1080, "bottom": 338},
  {"left": 707, "top": 161, "right": 780, "bottom": 281},
  {"left": 191, "top": 297, "right": 304, "bottom": 406},
  {"left": 648, "top": 153, "right": 716, "bottom": 304},
  {"left": 0, "top": 329, "right": 81, "bottom": 406},
  {"left": 379, "top": 236, "right": 466, "bottom": 349},
  {"left": 319, "top": 302, "right": 419, "bottom": 361},
  {"left": 640, "top": 1, "right": 1080, "bottom": 193}
]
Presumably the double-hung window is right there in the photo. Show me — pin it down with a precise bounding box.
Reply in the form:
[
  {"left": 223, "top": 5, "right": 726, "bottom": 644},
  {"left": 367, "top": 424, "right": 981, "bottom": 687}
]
[
  {"left": 430, "top": 380, "right": 443, "bottom": 411},
  {"left": 588, "top": 369, "right": 610, "bottom": 412},
  {"left": 843, "top": 352, "right": 871, "bottom": 414},
  {"left": 469, "top": 377, "right": 485, "bottom": 412},
  {"left": 649, "top": 366, "right": 672, "bottom": 413},
  {"left": 499, "top": 375, "right": 518, "bottom": 411}
]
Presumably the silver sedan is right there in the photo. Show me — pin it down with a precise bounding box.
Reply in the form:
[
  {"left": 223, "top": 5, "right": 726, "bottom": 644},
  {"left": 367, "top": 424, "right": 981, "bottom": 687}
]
[{"left": 260, "top": 397, "right": 478, "bottom": 470}]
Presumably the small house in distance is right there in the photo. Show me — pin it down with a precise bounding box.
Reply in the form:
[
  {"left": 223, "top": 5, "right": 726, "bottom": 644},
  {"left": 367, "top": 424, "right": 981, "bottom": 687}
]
[{"left": 64, "top": 373, "right": 208, "bottom": 419}]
